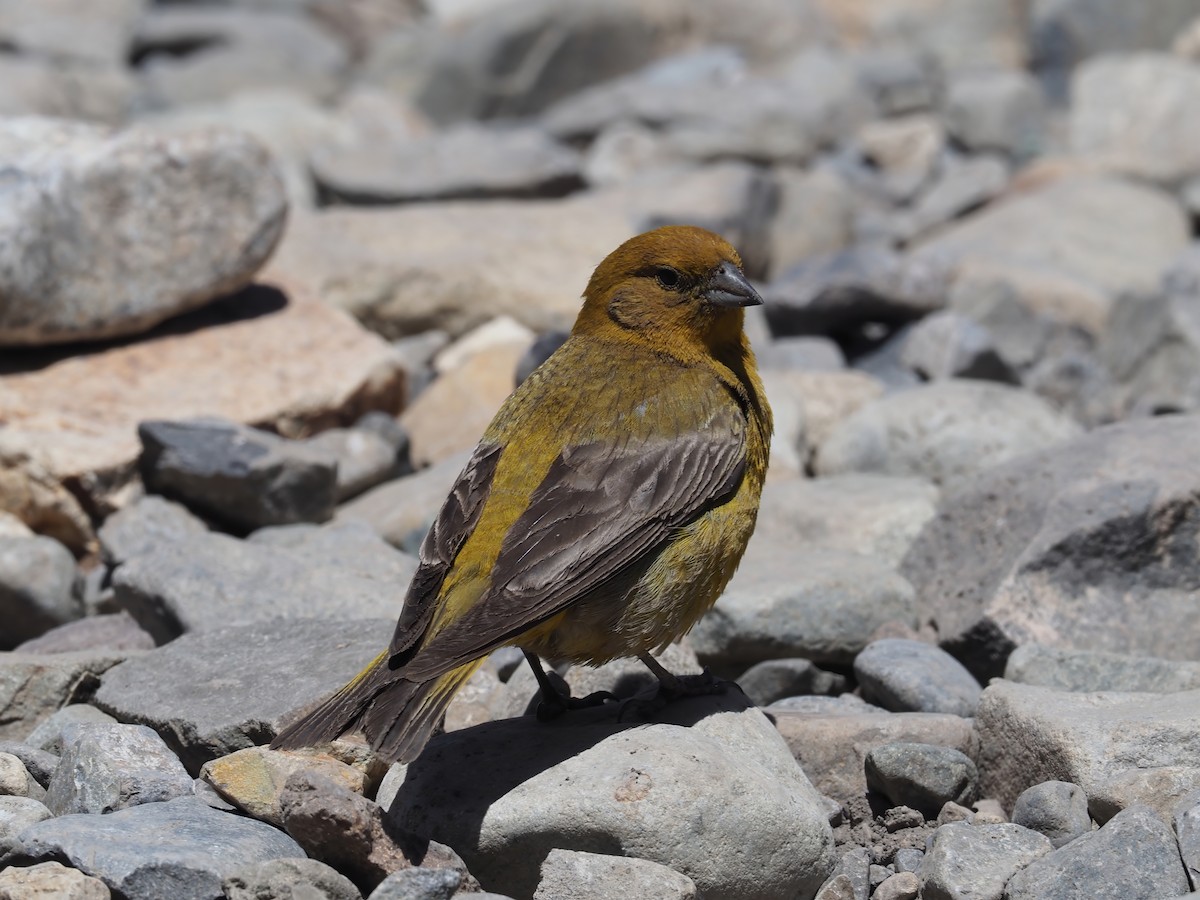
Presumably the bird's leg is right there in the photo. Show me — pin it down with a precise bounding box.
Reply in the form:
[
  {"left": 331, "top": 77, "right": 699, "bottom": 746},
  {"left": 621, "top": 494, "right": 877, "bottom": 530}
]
[
  {"left": 638, "top": 652, "right": 729, "bottom": 699},
  {"left": 523, "top": 651, "right": 615, "bottom": 722}
]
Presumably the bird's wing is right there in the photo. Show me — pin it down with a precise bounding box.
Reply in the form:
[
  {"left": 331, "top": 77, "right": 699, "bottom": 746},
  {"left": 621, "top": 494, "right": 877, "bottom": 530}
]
[{"left": 397, "top": 402, "right": 747, "bottom": 681}]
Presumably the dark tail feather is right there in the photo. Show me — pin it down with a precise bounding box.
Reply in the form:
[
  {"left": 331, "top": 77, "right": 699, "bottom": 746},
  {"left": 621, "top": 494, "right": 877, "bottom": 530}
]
[{"left": 271, "top": 651, "right": 484, "bottom": 764}]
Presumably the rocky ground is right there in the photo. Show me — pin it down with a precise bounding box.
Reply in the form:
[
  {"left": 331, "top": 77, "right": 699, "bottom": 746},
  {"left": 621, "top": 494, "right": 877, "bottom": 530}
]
[{"left": 2, "top": 0, "right": 1200, "bottom": 899}]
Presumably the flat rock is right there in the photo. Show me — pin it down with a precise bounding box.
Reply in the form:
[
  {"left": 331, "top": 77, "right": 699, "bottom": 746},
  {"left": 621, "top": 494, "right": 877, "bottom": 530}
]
[
  {"left": 1005, "top": 644, "right": 1200, "bottom": 693},
  {"left": 534, "top": 849, "right": 698, "bottom": 899},
  {"left": 4, "top": 796, "right": 305, "bottom": 900},
  {"left": 98, "top": 496, "right": 208, "bottom": 568},
  {"left": 918, "top": 822, "right": 1052, "bottom": 900},
  {"left": 0, "top": 535, "right": 81, "bottom": 649},
  {"left": 92, "top": 618, "right": 390, "bottom": 772},
  {"left": 814, "top": 380, "right": 1080, "bottom": 488},
  {"left": 386, "top": 692, "right": 834, "bottom": 900},
  {"left": 0, "top": 283, "right": 407, "bottom": 511},
  {"left": 976, "top": 680, "right": 1200, "bottom": 813},
  {"left": 0, "top": 117, "right": 286, "bottom": 347},
  {"left": 0, "top": 652, "right": 127, "bottom": 742},
  {"left": 901, "top": 415, "right": 1200, "bottom": 679},
  {"left": 854, "top": 639, "right": 982, "bottom": 716},
  {"left": 15, "top": 613, "right": 156, "bottom": 655}
]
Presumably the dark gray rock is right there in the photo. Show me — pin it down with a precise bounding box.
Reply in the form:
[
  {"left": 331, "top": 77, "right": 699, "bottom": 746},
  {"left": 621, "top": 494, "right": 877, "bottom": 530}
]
[
  {"left": 893, "top": 848, "right": 923, "bottom": 873},
  {"left": 92, "top": 618, "right": 390, "bottom": 772},
  {"left": 0, "top": 652, "right": 126, "bottom": 743},
  {"left": 735, "top": 659, "right": 846, "bottom": 708},
  {"left": 864, "top": 743, "right": 978, "bottom": 817},
  {"left": 45, "top": 723, "right": 192, "bottom": 815},
  {"left": 0, "top": 535, "right": 82, "bottom": 649},
  {"left": 98, "top": 495, "right": 208, "bottom": 568},
  {"left": 854, "top": 639, "right": 982, "bottom": 717},
  {"left": 224, "top": 857, "right": 362, "bottom": 900},
  {"left": 1174, "top": 789, "right": 1200, "bottom": 891},
  {"left": 901, "top": 415, "right": 1200, "bottom": 680},
  {"left": 918, "top": 821, "right": 1051, "bottom": 900},
  {"left": 1011, "top": 781, "right": 1092, "bottom": 848},
  {"left": 1005, "top": 804, "right": 1188, "bottom": 900},
  {"left": 14, "top": 612, "right": 156, "bottom": 655},
  {"left": 368, "top": 866, "right": 461, "bottom": 900},
  {"left": 899, "top": 310, "right": 1016, "bottom": 384},
  {"left": 0, "top": 795, "right": 51, "bottom": 858},
  {"left": 1005, "top": 644, "right": 1200, "bottom": 693},
  {"left": 5, "top": 796, "right": 305, "bottom": 900},
  {"left": 943, "top": 68, "right": 1045, "bottom": 158},
  {"left": 138, "top": 418, "right": 338, "bottom": 532},
  {"left": 113, "top": 526, "right": 412, "bottom": 643},
  {"left": 25, "top": 705, "right": 117, "bottom": 755},
  {"left": 0, "top": 742, "right": 58, "bottom": 788},
  {"left": 533, "top": 849, "right": 698, "bottom": 900}
]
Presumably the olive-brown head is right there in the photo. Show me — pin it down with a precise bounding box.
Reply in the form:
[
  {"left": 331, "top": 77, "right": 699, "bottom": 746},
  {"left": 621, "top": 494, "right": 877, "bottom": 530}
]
[{"left": 574, "top": 225, "right": 762, "bottom": 356}]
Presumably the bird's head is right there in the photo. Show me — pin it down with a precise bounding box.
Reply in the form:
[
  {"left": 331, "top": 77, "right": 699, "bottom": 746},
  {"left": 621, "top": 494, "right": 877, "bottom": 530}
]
[{"left": 575, "top": 225, "right": 762, "bottom": 355}]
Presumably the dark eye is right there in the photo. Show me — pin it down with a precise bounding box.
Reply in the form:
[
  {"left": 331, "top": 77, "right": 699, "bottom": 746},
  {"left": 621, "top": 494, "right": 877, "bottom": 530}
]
[{"left": 654, "top": 266, "right": 682, "bottom": 290}]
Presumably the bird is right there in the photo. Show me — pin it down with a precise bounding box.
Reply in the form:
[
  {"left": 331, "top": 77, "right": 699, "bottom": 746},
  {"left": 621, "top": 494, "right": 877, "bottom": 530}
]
[{"left": 272, "top": 224, "right": 773, "bottom": 764}]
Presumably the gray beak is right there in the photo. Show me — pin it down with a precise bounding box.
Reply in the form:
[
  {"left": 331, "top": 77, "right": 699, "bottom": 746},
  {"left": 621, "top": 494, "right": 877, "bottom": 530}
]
[{"left": 704, "top": 262, "right": 763, "bottom": 307}]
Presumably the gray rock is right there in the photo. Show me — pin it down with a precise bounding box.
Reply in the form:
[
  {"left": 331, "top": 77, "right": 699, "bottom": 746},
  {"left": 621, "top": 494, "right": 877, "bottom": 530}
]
[
  {"left": 902, "top": 155, "right": 1011, "bottom": 242},
  {"left": 368, "top": 866, "right": 461, "bottom": 900},
  {"left": 772, "top": 711, "right": 978, "bottom": 804},
  {"left": 303, "top": 426, "right": 405, "bottom": 503},
  {"left": 815, "top": 380, "right": 1080, "bottom": 488},
  {"left": 690, "top": 546, "right": 917, "bottom": 669},
  {"left": 5, "top": 796, "right": 305, "bottom": 900},
  {"left": 534, "top": 849, "right": 698, "bottom": 899},
  {"left": 976, "top": 680, "right": 1200, "bottom": 814},
  {"left": 1005, "top": 804, "right": 1188, "bottom": 900},
  {"left": 45, "top": 723, "right": 192, "bottom": 815},
  {"left": 943, "top": 68, "right": 1046, "bottom": 158},
  {"left": 813, "top": 873, "right": 856, "bottom": 900},
  {"left": 0, "top": 752, "right": 42, "bottom": 800},
  {"left": 918, "top": 821, "right": 1051, "bottom": 900},
  {"left": 387, "top": 692, "right": 835, "bottom": 900},
  {"left": 92, "top": 618, "right": 390, "bottom": 772},
  {"left": 245, "top": 520, "right": 418, "bottom": 584},
  {"left": 0, "top": 0, "right": 141, "bottom": 67},
  {"left": 899, "top": 311, "right": 1016, "bottom": 384},
  {"left": 736, "top": 659, "right": 846, "bottom": 708},
  {"left": 767, "top": 167, "right": 855, "bottom": 280},
  {"left": 313, "top": 124, "right": 582, "bottom": 204},
  {"left": 25, "top": 705, "right": 118, "bottom": 755},
  {"left": 1005, "top": 644, "right": 1200, "bottom": 693},
  {"left": 224, "top": 858, "right": 362, "bottom": 900},
  {"left": 113, "top": 527, "right": 411, "bottom": 643},
  {"left": 865, "top": 743, "right": 978, "bottom": 817},
  {"left": 0, "top": 795, "right": 51, "bottom": 858},
  {"left": 0, "top": 535, "right": 81, "bottom": 649},
  {"left": 856, "top": 49, "right": 940, "bottom": 116},
  {"left": 14, "top": 613, "right": 156, "bottom": 655},
  {"left": 0, "top": 742, "right": 58, "bottom": 789},
  {"left": 1089, "top": 767, "right": 1200, "bottom": 826},
  {"left": 138, "top": 418, "right": 337, "bottom": 532},
  {"left": 893, "top": 849, "right": 923, "bottom": 873},
  {"left": 0, "top": 652, "right": 126, "bottom": 743},
  {"left": 0, "top": 117, "right": 286, "bottom": 346},
  {"left": 1175, "top": 790, "right": 1200, "bottom": 891},
  {"left": 0, "top": 54, "right": 131, "bottom": 123},
  {"left": 901, "top": 415, "right": 1200, "bottom": 680},
  {"left": 1011, "top": 781, "right": 1093, "bottom": 848},
  {"left": 98, "top": 495, "right": 208, "bottom": 568},
  {"left": 758, "top": 336, "right": 846, "bottom": 373},
  {"left": 767, "top": 695, "right": 883, "bottom": 716},
  {"left": 874, "top": 871, "right": 918, "bottom": 900},
  {"left": 854, "top": 639, "right": 982, "bottom": 717}
]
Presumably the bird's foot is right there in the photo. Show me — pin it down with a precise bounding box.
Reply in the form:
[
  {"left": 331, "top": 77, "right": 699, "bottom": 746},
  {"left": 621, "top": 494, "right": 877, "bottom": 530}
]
[
  {"left": 657, "top": 667, "right": 731, "bottom": 700},
  {"left": 536, "top": 689, "right": 617, "bottom": 722}
]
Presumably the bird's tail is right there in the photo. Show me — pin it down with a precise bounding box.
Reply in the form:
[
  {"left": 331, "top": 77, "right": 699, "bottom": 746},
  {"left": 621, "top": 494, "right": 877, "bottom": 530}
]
[{"left": 271, "top": 651, "right": 485, "bottom": 764}]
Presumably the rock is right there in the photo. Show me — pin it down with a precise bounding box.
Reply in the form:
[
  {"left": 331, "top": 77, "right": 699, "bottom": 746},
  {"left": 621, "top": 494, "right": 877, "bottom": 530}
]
[
  {"left": 1010, "top": 781, "right": 1093, "bottom": 848},
  {"left": 901, "top": 155, "right": 1011, "bottom": 242},
  {"left": 5, "top": 796, "right": 305, "bottom": 900},
  {"left": 92, "top": 618, "right": 390, "bottom": 772},
  {"left": 0, "top": 55, "right": 132, "bottom": 123},
  {"left": 1175, "top": 790, "right": 1200, "bottom": 890},
  {"left": 757, "top": 336, "right": 846, "bottom": 373},
  {"left": 45, "top": 723, "right": 191, "bottom": 815},
  {"left": 0, "top": 118, "right": 286, "bottom": 346},
  {"left": 909, "top": 175, "right": 1189, "bottom": 334},
  {"left": 0, "top": 283, "right": 407, "bottom": 514},
  {"left": 790, "top": 371, "right": 885, "bottom": 455},
  {"left": 771, "top": 710, "right": 977, "bottom": 804},
  {"left": 281, "top": 770, "right": 467, "bottom": 895},
  {"left": 918, "top": 821, "right": 1052, "bottom": 900},
  {"left": 856, "top": 48, "right": 940, "bottom": 116},
  {"left": 735, "top": 659, "right": 846, "bottom": 708},
  {"left": 533, "top": 849, "right": 698, "bottom": 899},
  {"left": 893, "top": 849, "right": 923, "bottom": 873},
  {"left": 1005, "top": 644, "right": 1200, "bottom": 693},
  {"left": 0, "top": 653, "right": 126, "bottom": 743},
  {"left": 200, "top": 746, "right": 366, "bottom": 829},
  {"left": 901, "top": 415, "right": 1200, "bottom": 679},
  {"left": 0, "top": 743, "right": 58, "bottom": 789},
  {"left": 768, "top": 167, "right": 855, "bottom": 280},
  {"left": 313, "top": 124, "right": 582, "bottom": 204},
  {"left": 97, "top": 496, "right": 207, "bottom": 566},
  {"left": 1089, "top": 767, "right": 1200, "bottom": 826},
  {"left": 303, "top": 423, "right": 406, "bottom": 503},
  {"left": 898, "top": 311, "right": 1017, "bottom": 383},
  {"left": 0, "top": 535, "right": 82, "bottom": 649},
  {"left": 387, "top": 692, "right": 834, "bottom": 900},
  {"left": 873, "top": 871, "right": 918, "bottom": 900},
  {"left": 0, "top": 860, "right": 110, "bottom": 900},
  {"left": 0, "top": 0, "right": 141, "bottom": 66},
  {"left": 0, "top": 753, "right": 42, "bottom": 800},
  {"left": 856, "top": 114, "right": 944, "bottom": 201},
  {"left": 224, "top": 858, "right": 362, "bottom": 900},
  {"left": 1004, "top": 804, "right": 1189, "bottom": 900},
  {"left": 1070, "top": 53, "right": 1200, "bottom": 183},
  {"left": 864, "top": 743, "right": 978, "bottom": 817},
  {"left": 0, "top": 795, "right": 52, "bottom": 858},
  {"left": 138, "top": 418, "right": 338, "bottom": 532},
  {"left": 854, "top": 639, "right": 982, "bottom": 716},
  {"left": 813, "top": 873, "right": 856, "bottom": 900},
  {"left": 133, "top": 7, "right": 348, "bottom": 109},
  {"left": 976, "top": 680, "right": 1200, "bottom": 812},
  {"left": 266, "top": 195, "right": 632, "bottom": 340},
  {"left": 943, "top": 68, "right": 1046, "bottom": 158},
  {"left": 759, "top": 370, "right": 810, "bottom": 478},
  {"left": 690, "top": 545, "right": 917, "bottom": 669},
  {"left": 25, "top": 706, "right": 118, "bottom": 755},
  {"left": 815, "top": 380, "right": 1079, "bottom": 487},
  {"left": 0, "top": 449, "right": 95, "bottom": 555},
  {"left": 112, "top": 527, "right": 412, "bottom": 643},
  {"left": 368, "top": 867, "right": 462, "bottom": 900},
  {"left": 15, "top": 613, "right": 155, "bottom": 656}
]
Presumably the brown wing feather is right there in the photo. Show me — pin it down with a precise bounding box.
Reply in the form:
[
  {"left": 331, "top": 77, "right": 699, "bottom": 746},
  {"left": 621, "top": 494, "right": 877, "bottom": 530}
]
[{"left": 399, "top": 404, "right": 747, "bottom": 681}]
